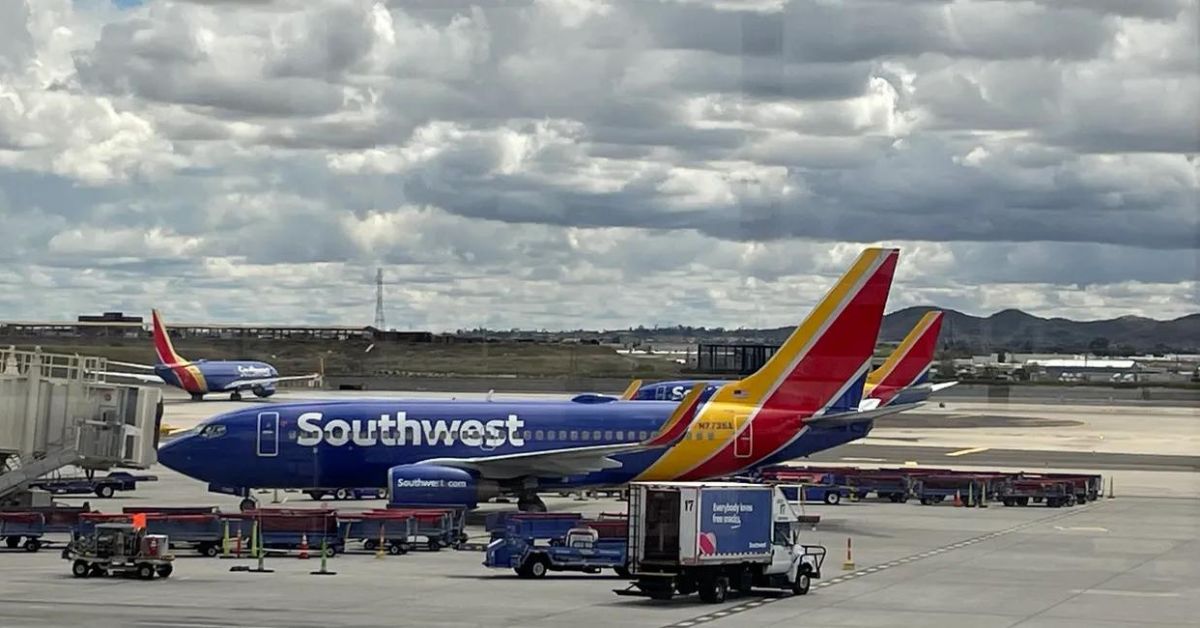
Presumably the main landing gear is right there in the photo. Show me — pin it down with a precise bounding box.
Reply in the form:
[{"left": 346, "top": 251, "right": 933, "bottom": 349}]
[
  {"left": 517, "top": 492, "right": 548, "bottom": 513},
  {"left": 190, "top": 392, "right": 204, "bottom": 401},
  {"left": 230, "top": 391, "right": 243, "bottom": 401}
]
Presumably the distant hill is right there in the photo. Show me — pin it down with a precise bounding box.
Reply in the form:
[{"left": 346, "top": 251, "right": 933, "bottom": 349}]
[
  {"left": 738, "top": 308, "right": 1198, "bottom": 354},
  {"left": 877, "top": 307, "right": 1200, "bottom": 354}
]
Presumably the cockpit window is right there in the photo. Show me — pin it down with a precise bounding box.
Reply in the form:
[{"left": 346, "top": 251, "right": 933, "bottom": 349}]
[{"left": 199, "top": 424, "right": 227, "bottom": 438}]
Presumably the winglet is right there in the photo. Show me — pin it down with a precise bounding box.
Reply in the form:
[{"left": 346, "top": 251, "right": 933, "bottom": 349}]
[
  {"left": 641, "top": 385, "right": 706, "bottom": 448},
  {"left": 150, "top": 309, "right": 187, "bottom": 366},
  {"left": 865, "top": 310, "right": 944, "bottom": 406},
  {"left": 620, "top": 379, "right": 643, "bottom": 401}
]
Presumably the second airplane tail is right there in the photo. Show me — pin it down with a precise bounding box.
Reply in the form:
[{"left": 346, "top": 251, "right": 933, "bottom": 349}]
[
  {"left": 151, "top": 309, "right": 189, "bottom": 367},
  {"left": 865, "top": 310, "right": 944, "bottom": 407}
]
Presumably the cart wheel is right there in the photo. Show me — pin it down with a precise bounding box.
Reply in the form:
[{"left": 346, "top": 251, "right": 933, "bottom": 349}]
[
  {"left": 397, "top": 542, "right": 411, "bottom": 554},
  {"left": 363, "top": 539, "right": 378, "bottom": 551},
  {"left": 72, "top": 560, "right": 91, "bottom": 578},
  {"left": 427, "top": 540, "right": 442, "bottom": 552},
  {"left": 528, "top": 556, "right": 549, "bottom": 579},
  {"left": 137, "top": 564, "right": 155, "bottom": 580},
  {"left": 202, "top": 544, "right": 220, "bottom": 557},
  {"left": 823, "top": 492, "right": 841, "bottom": 505},
  {"left": 334, "top": 488, "right": 350, "bottom": 501},
  {"left": 792, "top": 572, "right": 811, "bottom": 596},
  {"left": 23, "top": 538, "right": 40, "bottom": 552},
  {"left": 156, "top": 564, "right": 174, "bottom": 578},
  {"left": 324, "top": 545, "right": 338, "bottom": 558},
  {"left": 387, "top": 543, "right": 403, "bottom": 555}
]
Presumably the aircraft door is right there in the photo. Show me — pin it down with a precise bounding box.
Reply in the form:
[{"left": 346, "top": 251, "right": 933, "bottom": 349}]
[
  {"left": 257, "top": 412, "right": 279, "bottom": 457},
  {"left": 734, "top": 411, "right": 752, "bottom": 458}
]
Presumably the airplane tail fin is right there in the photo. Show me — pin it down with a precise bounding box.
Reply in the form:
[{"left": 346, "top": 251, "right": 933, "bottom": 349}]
[
  {"left": 864, "top": 311, "right": 944, "bottom": 407},
  {"left": 620, "top": 379, "right": 643, "bottom": 401},
  {"left": 726, "top": 247, "right": 899, "bottom": 415},
  {"left": 151, "top": 309, "right": 187, "bottom": 366}
]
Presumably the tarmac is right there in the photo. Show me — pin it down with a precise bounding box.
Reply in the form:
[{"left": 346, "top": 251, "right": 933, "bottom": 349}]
[{"left": 0, "top": 388, "right": 1194, "bottom": 627}]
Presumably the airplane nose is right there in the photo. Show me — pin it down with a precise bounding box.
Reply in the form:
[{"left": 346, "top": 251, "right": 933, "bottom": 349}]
[{"left": 156, "top": 437, "right": 193, "bottom": 475}]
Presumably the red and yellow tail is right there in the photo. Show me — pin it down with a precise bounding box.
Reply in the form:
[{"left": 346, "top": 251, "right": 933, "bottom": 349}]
[
  {"left": 636, "top": 247, "right": 900, "bottom": 481},
  {"left": 151, "top": 309, "right": 207, "bottom": 393},
  {"left": 151, "top": 309, "right": 187, "bottom": 366},
  {"left": 865, "top": 311, "right": 944, "bottom": 406}
]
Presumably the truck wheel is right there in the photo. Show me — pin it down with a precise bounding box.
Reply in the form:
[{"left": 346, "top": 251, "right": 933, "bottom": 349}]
[
  {"left": 95, "top": 485, "right": 115, "bottom": 498},
  {"left": 72, "top": 560, "right": 91, "bottom": 578},
  {"left": 388, "top": 543, "right": 404, "bottom": 555},
  {"left": 824, "top": 492, "right": 841, "bottom": 505},
  {"left": 792, "top": 572, "right": 811, "bottom": 596},
  {"left": 427, "top": 540, "right": 442, "bottom": 552},
  {"left": 528, "top": 557, "right": 549, "bottom": 579},
  {"left": 202, "top": 544, "right": 220, "bottom": 557},
  {"left": 699, "top": 578, "right": 728, "bottom": 603},
  {"left": 334, "top": 488, "right": 350, "bottom": 501},
  {"left": 156, "top": 564, "right": 174, "bottom": 578},
  {"left": 363, "top": 539, "right": 378, "bottom": 551},
  {"left": 324, "top": 545, "right": 338, "bottom": 558},
  {"left": 23, "top": 538, "right": 40, "bottom": 552},
  {"left": 239, "top": 498, "right": 257, "bottom": 512},
  {"left": 137, "top": 564, "right": 155, "bottom": 580}
]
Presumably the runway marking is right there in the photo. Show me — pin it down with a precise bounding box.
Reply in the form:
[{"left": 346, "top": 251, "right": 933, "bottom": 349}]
[
  {"left": 1071, "top": 590, "right": 1179, "bottom": 598},
  {"left": 1054, "top": 526, "right": 1109, "bottom": 533},
  {"left": 840, "top": 457, "right": 887, "bottom": 462},
  {"left": 946, "top": 446, "right": 990, "bottom": 457},
  {"left": 658, "top": 501, "right": 1108, "bottom": 628}
]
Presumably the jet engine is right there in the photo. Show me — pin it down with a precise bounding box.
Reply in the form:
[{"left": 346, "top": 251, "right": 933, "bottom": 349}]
[{"left": 386, "top": 464, "right": 498, "bottom": 509}]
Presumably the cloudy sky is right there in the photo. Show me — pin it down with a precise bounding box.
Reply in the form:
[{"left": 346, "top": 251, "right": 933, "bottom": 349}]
[{"left": 0, "top": 0, "right": 1196, "bottom": 331}]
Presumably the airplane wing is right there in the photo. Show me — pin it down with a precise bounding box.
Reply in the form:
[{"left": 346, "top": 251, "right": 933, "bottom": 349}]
[
  {"left": 931, "top": 381, "right": 958, "bottom": 392},
  {"left": 803, "top": 402, "right": 923, "bottom": 427},
  {"left": 92, "top": 370, "right": 166, "bottom": 384},
  {"left": 420, "top": 385, "right": 707, "bottom": 480},
  {"left": 107, "top": 360, "right": 157, "bottom": 371},
  {"left": 223, "top": 374, "right": 321, "bottom": 390}
]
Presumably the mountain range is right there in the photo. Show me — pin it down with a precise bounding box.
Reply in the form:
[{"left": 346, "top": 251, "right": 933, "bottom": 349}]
[{"left": 875, "top": 308, "right": 1198, "bottom": 354}]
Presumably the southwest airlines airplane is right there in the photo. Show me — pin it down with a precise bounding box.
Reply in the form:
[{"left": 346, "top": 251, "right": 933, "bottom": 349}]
[
  {"left": 98, "top": 310, "right": 319, "bottom": 401},
  {"left": 159, "top": 248, "right": 917, "bottom": 511}
]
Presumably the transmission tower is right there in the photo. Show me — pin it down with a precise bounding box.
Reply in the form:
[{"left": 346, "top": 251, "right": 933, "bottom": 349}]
[{"left": 373, "top": 267, "right": 386, "bottom": 329}]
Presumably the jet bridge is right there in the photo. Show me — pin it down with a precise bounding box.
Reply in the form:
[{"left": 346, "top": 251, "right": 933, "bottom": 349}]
[{"left": 0, "top": 347, "right": 163, "bottom": 504}]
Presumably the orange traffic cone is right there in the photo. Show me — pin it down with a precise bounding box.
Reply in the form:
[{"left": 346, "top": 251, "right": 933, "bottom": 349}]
[
  {"left": 953, "top": 491, "right": 963, "bottom": 507},
  {"left": 299, "top": 533, "right": 310, "bottom": 560}
]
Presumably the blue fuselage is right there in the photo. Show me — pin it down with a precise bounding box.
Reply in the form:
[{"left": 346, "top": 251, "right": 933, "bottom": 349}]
[
  {"left": 154, "top": 360, "right": 278, "bottom": 395},
  {"left": 157, "top": 397, "right": 875, "bottom": 493}
]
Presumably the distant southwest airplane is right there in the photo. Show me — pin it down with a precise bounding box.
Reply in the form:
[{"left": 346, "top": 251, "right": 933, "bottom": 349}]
[
  {"left": 97, "top": 310, "right": 319, "bottom": 401},
  {"left": 159, "top": 247, "right": 919, "bottom": 512}
]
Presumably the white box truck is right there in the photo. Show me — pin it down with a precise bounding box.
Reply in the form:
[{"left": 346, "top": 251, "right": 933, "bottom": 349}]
[{"left": 615, "top": 481, "right": 825, "bottom": 603}]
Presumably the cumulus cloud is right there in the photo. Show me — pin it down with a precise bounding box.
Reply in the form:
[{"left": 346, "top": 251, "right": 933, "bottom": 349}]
[{"left": 0, "top": 0, "right": 1195, "bottom": 329}]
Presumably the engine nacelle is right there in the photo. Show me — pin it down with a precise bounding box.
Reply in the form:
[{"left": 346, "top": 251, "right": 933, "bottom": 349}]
[{"left": 386, "top": 464, "right": 497, "bottom": 509}]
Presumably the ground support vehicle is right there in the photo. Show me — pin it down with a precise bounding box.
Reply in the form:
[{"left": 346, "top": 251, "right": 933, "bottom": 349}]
[
  {"left": 385, "top": 507, "right": 466, "bottom": 550},
  {"left": 1019, "top": 473, "right": 1102, "bottom": 503},
  {"left": 485, "top": 513, "right": 629, "bottom": 578},
  {"left": 305, "top": 488, "right": 388, "bottom": 501},
  {"left": 616, "top": 482, "right": 825, "bottom": 603},
  {"left": 1000, "top": 479, "right": 1076, "bottom": 507},
  {"left": 244, "top": 509, "right": 343, "bottom": 556},
  {"left": 911, "top": 475, "right": 991, "bottom": 506},
  {"left": 0, "top": 512, "right": 46, "bottom": 551},
  {"left": 341, "top": 512, "right": 417, "bottom": 554},
  {"left": 29, "top": 472, "right": 158, "bottom": 499},
  {"left": 844, "top": 472, "right": 912, "bottom": 503},
  {"left": 63, "top": 523, "right": 175, "bottom": 579}
]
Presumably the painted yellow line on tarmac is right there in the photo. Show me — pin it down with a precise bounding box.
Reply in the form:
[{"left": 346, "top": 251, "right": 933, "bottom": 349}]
[{"left": 945, "top": 446, "right": 990, "bottom": 457}]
